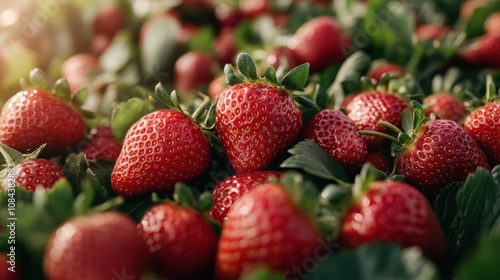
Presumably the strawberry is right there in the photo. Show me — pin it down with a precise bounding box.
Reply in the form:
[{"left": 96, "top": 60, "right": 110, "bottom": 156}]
[
  {"left": 138, "top": 202, "right": 217, "bottom": 279},
  {"left": 364, "top": 151, "right": 391, "bottom": 174},
  {"left": 484, "top": 12, "right": 500, "bottom": 35},
  {"left": 214, "top": 27, "right": 237, "bottom": 66},
  {"left": 174, "top": 51, "right": 216, "bottom": 93},
  {"left": 215, "top": 181, "right": 323, "bottom": 280},
  {"left": 0, "top": 88, "right": 86, "bottom": 158},
  {"left": 460, "top": 0, "right": 487, "bottom": 20},
  {"left": 61, "top": 53, "right": 101, "bottom": 94},
  {"left": 264, "top": 46, "right": 299, "bottom": 72},
  {"left": 340, "top": 180, "right": 447, "bottom": 259},
  {"left": 391, "top": 103, "right": 490, "bottom": 196},
  {"left": 423, "top": 92, "right": 469, "bottom": 123},
  {"left": 303, "top": 109, "right": 368, "bottom": 174},
  {"left": 458, "top": 34, "right": 500, "bottom": 69},
  {"left": 367, "top": 62, "right": 406, "bottom": 84},
  {"left": 208, "top": 75, "right": 227, "bottom": 99},
  {"left": 215, "top": 4, "right": 243, "bottom": 28},
  {"left": 464, "top": 101, "right": 500, "bottom": 166},
  {"left": 346, "top": 91, "right": 409, "bottom": 150},
  {"left": 215, "top": 53, "right": 307, "bottom": 173},
  {"left": 239, "top": 0, "right": 271, "bottom": 17},
  {"left": 111, "top": 102, "right": 212, "bottom": 196},
  {"left": 91, "top": 4, "right": 125, "bottom": 55},
  {"left": 88, "top": 124, "right": 115, "bottom": 139},
  {"left": 15, "top": 158, "right": 65, "bottom": 191},
  {"left": 288, "top": 16, "right": 351, "bottom": 72},
  {"left": 0, "top": 253, "right": 22, "bottom": 280},
  {"left": 44, "top": 211, "right": 151, "bottom": 280},
  {"left": 416, "top": 24, "right": 452, "bottom": 41},
  {"left": 209, "top": 171, "right": 282, "bottom": 223},
  {"left": 81, "top": 137, "right": 122, "bottom": 162}
]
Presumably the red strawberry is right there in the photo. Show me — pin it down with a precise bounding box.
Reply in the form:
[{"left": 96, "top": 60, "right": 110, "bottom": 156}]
[
  {"left": 0, "top": 253, "right": 22, "bottom": 280},
  {"left": 458, "top": 34, "right": 500, "bottom": 69},
  {"left": 460, "top": 0, "right": 487, "bottom": 20},
  {"left": 0, "top": 88, "right": 86, "bottom": 158},
  {"left": 340, "top": 180, "right": 447, "bottom": 259},
  {"left": 216, "top": 182, "right": 323, "bottom": 280},
  {"left": 416, "top": 24, "right": 452, "bottom": 41},
  {"left": 88, "top": 124, "right": 115, "bottom": 139},
  {"left": 346, "top": 91, "right": 409, "bottom": 150},
  {"left": 208, "top": 75, "right": 227, "bottom": 99},
  {"left": 61, "top": 53, "right": 101, "bottom": 94},
  {"left": 44, "top": 211, "right": 151, "bottom": 280},
  {"left": 214, "top": 27, "right": 237, "bottom": 66},
  {"left": 396, "top": 118, "right": 490, "bottom": 195},
  {"left": 81, "top": 137, "right": 122, "bottom": 162},
  {"left": 423, "top": 92, "right": 469, "bottom": 123},
  {"left": 91, "top": 4, "right": 125, "bottom": 55},
  {"left": 174, "top": 51, "right": 216, "bottom": 93},
  {"left": 367, "top": 62, "right": 406, "bottom": 84},
  {"left": 239, "top": 0, "right": 271, "bottom": 17},
  {"left": 288, "top": 16, "right": 351, "bottom": 72},
  {"left": 111, "top": 109, "right": 211, "bottom": 196},
  {"left": 464, "top": 101, "right": 500, "bottom": 166},
  {"left": 364, "top": 151, "right": 391, "bottom": 174},
  {"left": 15, "top": 158, "right": 65, "bottom": 191},
  {"left": 216, "top": 53, "right": 305, "bottom": 173},
  {"left": 215, "top": 4, "right": 243, "bottom": 28},
  {"left": 209, "top": 171, "right": 282, "bottom": 223},
  {"left": 264, "top": 46, "right": 299, "bottom": 72},
  {"left": 138, "top": 203, "right": 217, "bottom": 279},
  {"left": 303, "top": 109, "right": 368, "bottom": 174}
]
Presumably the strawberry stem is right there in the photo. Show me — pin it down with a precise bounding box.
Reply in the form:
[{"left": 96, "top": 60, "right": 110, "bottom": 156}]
[
  {"left": 191, "top": 93, "right": 212, "bottom": 121},
  {"left": 378, "top": 120, "right": 403, "bottom": 134},
  {"left": 358, "top": 130, "right": 399, "bottom": 143}
]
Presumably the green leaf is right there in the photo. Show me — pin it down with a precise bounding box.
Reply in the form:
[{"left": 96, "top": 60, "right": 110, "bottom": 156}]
[
  {"left": 280, "top": 140, "right": 350, "bottom": 185},
  {"left": 327, "top": 51, "right": 371, "bottom": 109},
  {"left": 100, "top": 30, "right": 133, "bottom": 73},
  {"left": 309, "top": 243, "right": 439, "bottom": 280},
  {"left": 236, "top": 53, "right": 258, "bottom": 81},
  {"left": 0, "top": 143, "right": 25, "bottom": 164},
  {"left": 352, "top": 164, "right": 387, "bottom": 197},
  {"left": 196, "top": 191, "right": 214, "bottom": 213},
  {"left": 463, "top": 4, "right": 499, "bottom": 38},
  {"left": 174, "top": 183, "right": 195, "bottom": 207},
  {"left": 410, "top": 100, "right": 425, "bottom": 130},
  {"left": 263, "top": 66, "right": 278, "bottom": 84},
  {"left": 224, "top": 64, "right": 243, "bottom": 86},
  {"left": 295, "top": 96, "right": 320, "bottom": 110},
  {"left": 72, "top": 87, "right": 89, "bottom": 106},
  {"left": 319, "top": 184, "right": 350, "bottom": 210},
  {"left": 239, "top": 265, "right": 283, "bottom": 280},
  {"left": 186, "top": 26, "right": 215, "bottom": 53},
  {"left": 279, "top": 172, "right": 319, "bottom": 218},
  {"left": 111, "top": 97, "right": 153, "bottom": 141},
  {"left": 401, "top": 108, "right": 414, "bottom": 135},
  {"left": 29, "top": 68, "right": 51, "bottom": 91},
  {"left": 63, "top": 153, "right": 89, "bottom": 193},
  {"left": 458, "top": 232, "right": 500, "bottom": 280},
  {"left": 53, "top": 78, "right": 71, "bottom": 101},
  {"left": 46, "top": 179, "right": 75, "bottom": 223},
  {"left": 280, "top": 63, "right": 310, "bottom": 91}
]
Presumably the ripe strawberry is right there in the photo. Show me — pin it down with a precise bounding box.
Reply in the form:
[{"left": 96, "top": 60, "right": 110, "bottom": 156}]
[
  {"left": 416, "top": 24, "right": 452, "bottom": 41},
  {"left": 15, "top": 158, "right": 65, "bottom": 191},
  {"left": 303, "top": 109, "right": 368, "bottom": 174},
  {"left": 61, "top": 53, "right": 101, "bottom": 94},
  {"left": 216, "top": 53, "right": 306, "bottom": 173},
  {"left": 463, "top": 101, "right": 500, "bottom": 166},
  {"left": 364, "top": 151, "right": 391, "bottom": 174},
  {"left": 91, "top": 4, "right": 125, "bottom": 55},
  {"left": 458, "top": 34, "right": 500, "bottom": 69},
  {"left": 214, "top": 27, "right": 237, "bottom": 66},
  {"left": 44, "top": 211, "right": 151, "bottom": 280},
  {"left": 396, "top": 118, "right": 490, "bottom": 196},
  {"left": 0, "top": 88, "right": 86, "bottom": 158},
  {"left": 138, "top": 203, "right": 217, "bottom": 279},
  {"left": 88, "top": 124, "right": 115, "bottom": 139},
  {"left": 216, "top": 182, "right": 323, "bottom": 280},
  {"left": 208, "top": 75, "right": 227, "bottom": 99},
  {"left": 265, "top": 46, "right": 299, "bottom": 72},
  {"left": 423, "top": 92, "right": 469, "bottom": 123},
  {"left": 174, "top": 51, "right": 216, "bottom": 93},
  {"left": 0, "top": 253, "right": 22, "bottom": 280},
  {"left": 346, "top": 91, "right": 409, "bottom": 150},
  {"left": 239, "top": 0, "right": 270, "bottom": 17},
  {"left": 111, "top": 109, "right": 211, "bottom": 196},
  {"left": 288, "top": 16, "right": 351, "bottom": 72},
  {"left": 81, "top": 137, "right": 122, "bottom": 162},
  {"left": 367, "top": 62, "right": 406, "bottom": 83},
  {"left": 460, "top": 0, "right": 487, "bottom": 19},
  {"left": 340, "top": 180, "right": 447, "bottom": 259},
  {"left": 209, "top": 171, "right": 282, "bottom": 223},
  {"left": 215, "top": 4, "right": 243, "bottom": 28}
]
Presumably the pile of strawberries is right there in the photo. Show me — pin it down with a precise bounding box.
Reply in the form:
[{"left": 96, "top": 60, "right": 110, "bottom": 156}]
[{"left": 1, "top": 0, "right": 500, "bottom": 279}]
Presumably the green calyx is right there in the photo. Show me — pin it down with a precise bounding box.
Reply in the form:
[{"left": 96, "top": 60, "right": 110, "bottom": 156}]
[{"left": 224, "top": 52, "right": 310, "bottom": 92}]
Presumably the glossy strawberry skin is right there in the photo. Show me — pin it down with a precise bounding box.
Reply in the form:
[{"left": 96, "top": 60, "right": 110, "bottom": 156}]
[
  {"left": 15, "top": 159, "right": 65, "bottom": 191},
  {"left": 216, "top": 83, "right": 302, "bottom": 173},
  {"left": 44, "top": 212, "right": 151, "bottom": 280},
  {"left": 0, "top": 89, "right": 86, "bottom": 158},
  {"left": 423, "top": 93, "right": 469, "bottom": 123},
  {"left": 458, "top": 34, "right": 500, "bottom": 69},
  {"left": 174, "top": 51, "right": 216, "bottom": 93},
  {"left": 288, "top": 16, "right": 351, "bottom": 72},
  {"left": 396, "top": 119, "right": 490, "bottom": 195},
  {"left": 81, "top": 137, "right": 122, "bottom": 162},
  {"left": 216, "top": 183, "right": 323, "bottom": 280},
  {"left": 463, "top": 102, "right": 500, "bottom": 166},
  {"left": 346, "top": 91, "right": 409, "bottom": 150},
  {"left": 61, "top": 54, "right": 101, "bottom": 93},
  {"left": 138, "top": 203, "right": 217, "bottom": 280},
  {"left": 340, "top": 181, "right": 447, "bottom": 259},
  {"left": 303, "top": 109, "right": 368, "bottom": 174},
  {"left": 209, "top": 171, "right": 282, "bottom": 223},
  {"left": 367, "top": 63, "right": 406, "bottom": 83},
  {"left": 364, "top": 151, "right": 391, "bottom": 174},
  {"left": 111, "top": 109, "right": 211, "bottom": 197}
]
